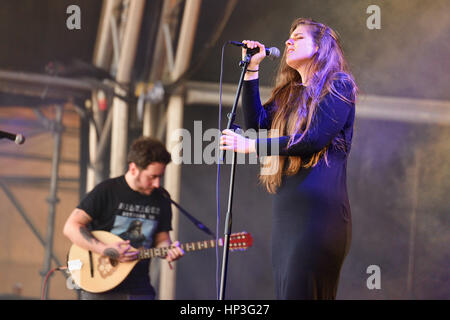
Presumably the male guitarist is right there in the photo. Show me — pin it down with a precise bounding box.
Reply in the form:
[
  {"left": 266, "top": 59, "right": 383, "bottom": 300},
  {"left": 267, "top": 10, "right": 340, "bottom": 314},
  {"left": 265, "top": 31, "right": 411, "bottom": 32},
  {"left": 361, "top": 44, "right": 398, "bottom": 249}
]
[{"left": 63, "top": 136, "right": 184, "bottom": 300}]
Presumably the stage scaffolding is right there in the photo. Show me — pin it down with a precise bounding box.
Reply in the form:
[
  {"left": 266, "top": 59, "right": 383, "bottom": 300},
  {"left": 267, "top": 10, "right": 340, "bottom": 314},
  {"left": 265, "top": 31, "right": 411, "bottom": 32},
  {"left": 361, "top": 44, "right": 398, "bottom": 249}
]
[{"left": 0, "top": 0, "right": 240, "bottom": 300}]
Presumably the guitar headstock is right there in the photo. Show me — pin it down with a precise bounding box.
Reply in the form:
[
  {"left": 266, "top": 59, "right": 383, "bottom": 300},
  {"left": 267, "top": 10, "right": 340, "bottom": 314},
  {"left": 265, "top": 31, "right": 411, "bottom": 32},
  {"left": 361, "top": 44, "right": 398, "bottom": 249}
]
[{"left": 229, "top": 232, "right": 253, "bottom": 251}]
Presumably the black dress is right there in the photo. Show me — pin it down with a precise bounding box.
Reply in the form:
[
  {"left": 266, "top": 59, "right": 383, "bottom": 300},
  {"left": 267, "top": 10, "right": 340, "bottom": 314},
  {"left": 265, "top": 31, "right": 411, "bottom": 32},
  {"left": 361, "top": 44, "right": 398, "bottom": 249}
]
[{"left": 242, "top": 79, "right": 354, "bottom": 299}]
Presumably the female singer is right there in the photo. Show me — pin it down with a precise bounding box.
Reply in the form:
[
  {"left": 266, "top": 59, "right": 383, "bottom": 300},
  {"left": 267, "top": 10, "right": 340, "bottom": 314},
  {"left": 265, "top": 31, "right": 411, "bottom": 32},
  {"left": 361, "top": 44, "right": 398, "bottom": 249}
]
[{"left": 220, "top": 18, "right": 357, "bottom": 299}]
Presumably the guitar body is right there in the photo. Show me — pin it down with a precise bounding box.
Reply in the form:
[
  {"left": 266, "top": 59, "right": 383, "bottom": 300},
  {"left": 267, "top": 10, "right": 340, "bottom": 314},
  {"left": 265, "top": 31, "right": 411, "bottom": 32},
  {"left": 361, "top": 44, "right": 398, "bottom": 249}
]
[
  {"left": 67, "top": 231, "right": 138, "bottom": 293},
  {"left": 67, "top": 230, "right": 253, "bottom": 293}
]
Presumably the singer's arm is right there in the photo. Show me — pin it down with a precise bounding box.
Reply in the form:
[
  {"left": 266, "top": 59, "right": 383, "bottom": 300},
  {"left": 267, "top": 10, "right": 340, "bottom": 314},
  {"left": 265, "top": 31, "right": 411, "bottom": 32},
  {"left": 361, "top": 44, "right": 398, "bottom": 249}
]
[
  {"left": 255, "top": 81, "right": 354, "bottom": 158},
  {"left": 221, "top": 78, "right": 270, "bottom": 153},
  {"left": 244, "top": 70, "right": 259, "bottom": 81},
  {"left": 242, "top": 79, "right": 271, "bottom": 130},
  {"left": 222, "top": 81, "right": 354, "bottom": 158},
  {"left": 242, "top": 40, "right": 266, "bottom": 81},
  {"left": 241, "top": 40, "right": 272, "bottom": 130}
]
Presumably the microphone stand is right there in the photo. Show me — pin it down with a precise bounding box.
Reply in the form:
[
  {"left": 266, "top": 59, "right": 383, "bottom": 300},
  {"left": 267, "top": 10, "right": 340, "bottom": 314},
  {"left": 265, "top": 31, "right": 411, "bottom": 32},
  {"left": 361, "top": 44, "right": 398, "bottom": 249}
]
[{"left": 218, "top": 53, "right": 251, "bottom": 300}]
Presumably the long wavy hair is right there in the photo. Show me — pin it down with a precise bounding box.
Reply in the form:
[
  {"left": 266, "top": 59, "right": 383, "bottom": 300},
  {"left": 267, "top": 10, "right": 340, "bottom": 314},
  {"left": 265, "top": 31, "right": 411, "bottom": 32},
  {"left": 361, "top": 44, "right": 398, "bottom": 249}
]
[{"left": 260, "top": 18, "right": 358, "bottom": 194}]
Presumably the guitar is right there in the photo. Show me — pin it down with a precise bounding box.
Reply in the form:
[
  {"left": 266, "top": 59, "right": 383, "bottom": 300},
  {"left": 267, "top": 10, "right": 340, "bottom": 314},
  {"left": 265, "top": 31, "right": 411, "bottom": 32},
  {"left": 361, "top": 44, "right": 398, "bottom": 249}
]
[{"left": 67, "top": 230, "right": 253, "bottom": 293}]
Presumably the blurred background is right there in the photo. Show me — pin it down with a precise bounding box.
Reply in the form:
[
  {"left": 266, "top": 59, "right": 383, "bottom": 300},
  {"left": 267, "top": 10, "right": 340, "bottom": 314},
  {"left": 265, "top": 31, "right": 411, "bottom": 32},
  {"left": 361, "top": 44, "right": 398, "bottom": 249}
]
[{"left": 0, "top": 0, "right": 448, "bottom": 300}]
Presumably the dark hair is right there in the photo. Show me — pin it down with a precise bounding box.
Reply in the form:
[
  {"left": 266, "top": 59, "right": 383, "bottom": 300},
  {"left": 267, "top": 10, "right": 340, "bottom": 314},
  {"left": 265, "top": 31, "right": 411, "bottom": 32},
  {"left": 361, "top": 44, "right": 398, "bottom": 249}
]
[{"left": 127, "top": 136, "right": 171, "bottom": 169}]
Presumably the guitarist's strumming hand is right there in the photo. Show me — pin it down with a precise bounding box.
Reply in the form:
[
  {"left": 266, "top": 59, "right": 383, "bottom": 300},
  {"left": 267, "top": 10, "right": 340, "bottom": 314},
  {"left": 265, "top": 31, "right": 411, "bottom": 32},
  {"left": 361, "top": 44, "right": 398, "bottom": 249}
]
[{"left": 103, "top": 240, "right": 139, "bottom": 263}]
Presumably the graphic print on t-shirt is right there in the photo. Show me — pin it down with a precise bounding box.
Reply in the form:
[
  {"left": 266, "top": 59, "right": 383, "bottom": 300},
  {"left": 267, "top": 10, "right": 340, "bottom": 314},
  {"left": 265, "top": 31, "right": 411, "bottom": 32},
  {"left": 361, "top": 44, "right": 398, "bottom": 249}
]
[{"left": 110, "top": 202, "right": 161, "bottom": 249}]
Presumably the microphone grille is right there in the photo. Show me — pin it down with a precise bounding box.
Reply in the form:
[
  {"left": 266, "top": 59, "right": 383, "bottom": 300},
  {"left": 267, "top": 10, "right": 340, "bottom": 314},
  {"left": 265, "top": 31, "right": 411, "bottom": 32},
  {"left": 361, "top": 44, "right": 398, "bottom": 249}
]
[
  {"left": 15, "top": 134, "right": 25, "bottom": 145},
  {"left": 268, "top": 47, "right": 280, "bottom": 60}
]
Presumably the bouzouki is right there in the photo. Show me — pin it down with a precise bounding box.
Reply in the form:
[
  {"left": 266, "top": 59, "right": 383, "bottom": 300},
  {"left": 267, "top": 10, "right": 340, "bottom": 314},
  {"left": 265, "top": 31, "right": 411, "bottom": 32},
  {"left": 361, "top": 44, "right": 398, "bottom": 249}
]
[{"left": 67, "top": 230, "right": 253, "bottom": 293}]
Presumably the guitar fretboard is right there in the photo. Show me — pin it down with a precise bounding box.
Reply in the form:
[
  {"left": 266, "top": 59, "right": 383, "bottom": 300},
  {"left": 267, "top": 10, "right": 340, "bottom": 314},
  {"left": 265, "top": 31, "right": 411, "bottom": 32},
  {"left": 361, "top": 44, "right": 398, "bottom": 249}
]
[{"left": 138, "top": 239, "right": 224, "bottom": 259}]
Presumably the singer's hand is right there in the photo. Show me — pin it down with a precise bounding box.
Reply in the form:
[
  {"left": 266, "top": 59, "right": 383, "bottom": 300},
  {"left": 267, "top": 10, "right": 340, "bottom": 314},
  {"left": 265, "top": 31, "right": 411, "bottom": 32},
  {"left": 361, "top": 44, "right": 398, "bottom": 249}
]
[
  {"left": 242, "top": 40, "right": 266, "bottom": 70},
  {"left": 220, "top": 129, "right": 256, "bottom": 154}
]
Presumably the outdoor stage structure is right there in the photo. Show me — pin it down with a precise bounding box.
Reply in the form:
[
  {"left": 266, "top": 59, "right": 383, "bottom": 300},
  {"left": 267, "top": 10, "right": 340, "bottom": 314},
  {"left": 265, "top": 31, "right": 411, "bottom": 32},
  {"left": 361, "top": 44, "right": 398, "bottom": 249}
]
[
  {"left": 0, "top": 0, "right": 237, "bottom": 300},
  {"left": 0, "top": 0, "right": 448, "bottom": 300}
]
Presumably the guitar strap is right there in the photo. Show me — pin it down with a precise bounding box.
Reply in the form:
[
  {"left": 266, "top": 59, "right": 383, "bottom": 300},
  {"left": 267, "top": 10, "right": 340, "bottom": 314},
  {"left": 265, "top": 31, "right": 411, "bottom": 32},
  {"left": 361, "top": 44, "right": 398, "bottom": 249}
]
[{"left": 157, "top": 187, "right": 215, "bottom": 238}]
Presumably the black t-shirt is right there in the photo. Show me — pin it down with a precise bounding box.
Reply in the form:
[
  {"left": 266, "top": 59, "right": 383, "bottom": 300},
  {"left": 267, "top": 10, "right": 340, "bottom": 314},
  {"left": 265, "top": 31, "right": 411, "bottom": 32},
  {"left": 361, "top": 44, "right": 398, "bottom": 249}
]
[{"left": 77, "top": 175, "right": 172, "bottom": 295}]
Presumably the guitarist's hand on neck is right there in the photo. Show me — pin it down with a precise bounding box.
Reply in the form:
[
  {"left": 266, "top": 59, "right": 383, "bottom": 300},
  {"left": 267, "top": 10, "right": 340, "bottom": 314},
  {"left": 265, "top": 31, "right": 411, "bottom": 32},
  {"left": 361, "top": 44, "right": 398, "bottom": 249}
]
[
  {"left": 165, "top": 241, "right": 184, "bottom": 262},
  {"left": 154, "top": 232, "right": 185, "bottom": 264}
]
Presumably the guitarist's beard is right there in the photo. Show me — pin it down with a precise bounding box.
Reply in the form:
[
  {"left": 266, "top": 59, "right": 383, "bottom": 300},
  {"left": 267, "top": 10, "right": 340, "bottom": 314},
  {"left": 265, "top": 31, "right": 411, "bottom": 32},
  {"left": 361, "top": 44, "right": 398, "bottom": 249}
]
[
  {"left": 126, "top": 174, "right": 154, "bottom": 195},
  {"left": 133, "top": 177, "right": 156, "bottom": 195},
  {"left": 125, "top": 162, "right": 166, "bottom": 196}
]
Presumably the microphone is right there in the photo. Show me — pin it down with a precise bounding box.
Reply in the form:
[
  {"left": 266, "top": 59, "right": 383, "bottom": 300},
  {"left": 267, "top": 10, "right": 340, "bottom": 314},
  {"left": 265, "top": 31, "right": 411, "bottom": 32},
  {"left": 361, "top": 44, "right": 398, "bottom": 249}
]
[
  {"left": 229, "top": 41, "right": 280, "bottom": 60},
  {"left": 0, "top": 130, "right": 25, "bottom": 145}
]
